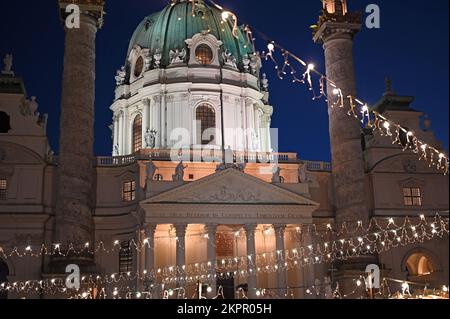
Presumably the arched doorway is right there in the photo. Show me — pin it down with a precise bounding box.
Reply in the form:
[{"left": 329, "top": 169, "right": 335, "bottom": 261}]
[
  {"left": 404, "top": 249, "right": 440, "bottom": 286},
  {"left": 406, "top": 253, "right": 435, "bottom": 277},
  {"left": 0, "top": 259, "right": 8, "bottom": 299}
]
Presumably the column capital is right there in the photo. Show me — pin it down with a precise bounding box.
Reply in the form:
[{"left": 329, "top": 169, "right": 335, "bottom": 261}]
[
  {"left": 174, "top": 224, "right": 188, "bottom": 237},
  {"left": 273, "top": 224, "right": 286, "bottom": 230},
  {"left": 142, "top": 98, "right": 151, "bottom": 107},
  {"left": 144, "top": 224, "right": 157, "bottom": 236},
  {"left": 204, "top": 224, "right": 218, "bottom": 234},
  {"left": 59, "top": 0, "right": 105, "bottom": 29},
  {"left": 244, "top": 224, "right": 258, "bottom": 233},
  {"left": 273, "top": 224, "right": 286, "bottom": 238}
]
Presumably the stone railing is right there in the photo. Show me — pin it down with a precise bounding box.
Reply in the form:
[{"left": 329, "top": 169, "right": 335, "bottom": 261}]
[
  {"left": 305, "top": 161, "right": 332, "bottom": 172},
  {"left": 54, "top": 153, "right": 330, "bottom": 171},
  {"left": 96, "top": 155, "right": 136, "bottom": 167},
  {"left": 94, "top": 149, "right": 299, "bottom": 167}
]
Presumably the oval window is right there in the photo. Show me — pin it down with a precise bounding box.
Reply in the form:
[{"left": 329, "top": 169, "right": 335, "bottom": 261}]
[
  {"left": 134, "top": 56, "right": 144, "bottom": 77},
  {"left": 195, "top": 44, "right": 213, "bottom": 65}
]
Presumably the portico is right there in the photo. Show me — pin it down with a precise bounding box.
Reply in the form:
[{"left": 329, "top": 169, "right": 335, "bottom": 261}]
[{"left": 139, "top": 168, "right": 319, "bottom": 298}]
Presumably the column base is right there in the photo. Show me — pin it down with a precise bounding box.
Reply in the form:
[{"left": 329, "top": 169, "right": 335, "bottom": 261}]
[{"left": 333, "top": 255, "right": 379, "bottom": 298}]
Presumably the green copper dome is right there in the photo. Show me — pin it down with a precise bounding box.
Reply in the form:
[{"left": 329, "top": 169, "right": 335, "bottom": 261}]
[{"left": 127, "top": 0, "right": 254, "bottom": 67}]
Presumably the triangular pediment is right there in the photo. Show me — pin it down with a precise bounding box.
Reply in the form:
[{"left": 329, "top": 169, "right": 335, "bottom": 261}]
[{"left": 142, "top": 168, "right": 319, "bottom": 206}]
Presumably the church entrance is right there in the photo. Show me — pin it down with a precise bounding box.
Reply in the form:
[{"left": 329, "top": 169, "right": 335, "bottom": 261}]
[
  {"left": 217, "top": 276, "right": 235, "bottom": 299},
  {"left": 216, "top": 229, "right": 236, "bottom": 299},
  {"left": 0, "top": 259, "right": 8, "bottom": 299}
]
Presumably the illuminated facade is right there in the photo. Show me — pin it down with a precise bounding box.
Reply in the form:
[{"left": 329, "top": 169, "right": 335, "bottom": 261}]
[{"left": 0, "top": 0, "right": 448, "bottom": 299}]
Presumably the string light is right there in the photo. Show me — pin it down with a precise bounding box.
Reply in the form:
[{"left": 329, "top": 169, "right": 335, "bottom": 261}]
[
  {"left": 2, "top": 214, "right": 447, "bottom": 298},
  {"left": 243, "top": 21, "right": 450, "bottom": 174}
]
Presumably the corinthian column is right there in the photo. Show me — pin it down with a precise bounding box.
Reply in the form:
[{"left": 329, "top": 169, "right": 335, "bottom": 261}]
[{"left": 52, "top": 0, "right": 105, "bottom": 271}]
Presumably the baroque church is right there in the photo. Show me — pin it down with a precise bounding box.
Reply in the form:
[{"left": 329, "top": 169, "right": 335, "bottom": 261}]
[{"left": 0, "top": 0, "right": 448, "bottom": 299}]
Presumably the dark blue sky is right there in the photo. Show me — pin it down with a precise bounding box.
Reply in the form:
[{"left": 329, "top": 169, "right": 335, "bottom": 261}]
[{"left": 1, "top": 0, "right": 448, "bottom": 161}]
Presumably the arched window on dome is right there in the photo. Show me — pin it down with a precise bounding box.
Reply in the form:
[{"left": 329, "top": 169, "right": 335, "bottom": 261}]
[
  {"left": 196, "top": 104, "right": 216, "bottom": 145},
  {"left": 132, "top": 115, "right": 143, "bottom": 153},
  {"left": 195, "top": 44, "right": 213, "bottom": 65}
]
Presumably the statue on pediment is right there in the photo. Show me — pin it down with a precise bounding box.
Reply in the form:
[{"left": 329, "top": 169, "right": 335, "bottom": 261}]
[
  {"left": 2, "top": 54, "right": 14, "bottom": 75},
  {"left": 271, "top": 166, "right": 282, "bottom": 183},
  {"left": 173, "top": 161, "right": 187, "bottom": 182}
]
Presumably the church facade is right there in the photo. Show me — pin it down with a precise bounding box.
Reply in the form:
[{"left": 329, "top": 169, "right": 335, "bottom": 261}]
[{"left": 0, "top": 0, "right": 448, "bottom": 299}]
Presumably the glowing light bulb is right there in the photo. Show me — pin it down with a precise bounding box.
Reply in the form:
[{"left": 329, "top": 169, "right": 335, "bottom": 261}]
[
  {"left": 362, "top": 104, "right": 369, "bottom": 112},
  {"left": 383, "top": 122, "right": 390, "bottom": 129},
  {"left": 388, "top": 218, "right": 394, "bottom": 224},
  {"left": 420, "top": 214, "right": 425, "bottom": 220},
  {"left": 136, "top": 292, "right": 142, "bottom": 299},
  {"left": 332, "top": 88, "right": 340, "bottom": 95},
  {"left": 221, "top": 11, "right": 230, "bottom": 20},
  {"left": 206, "top": 286, "right": 212, "bottom": 293},
  {"left": 443, "top": 285, "right": 448, "bottom": 292},
  {"left": 256, "top": 290, "right": 261, "bottom": 297},
  {"left": 421, "top": 144, "right": 427, "bottom": 151},
  {"left": 267, "top": 42, "right": 275, "bottom": 52},
  {"left": 407, "top": 131, "right": 414, "bottom": 137},
  {"left": 25, "top": 246, "right": 31, "bottom": 251},
  {"left": 356, "top": 280, "right": 362, "bottom": 287},
  {"left": 82, "top": 292, "right": 88, "bottom": 298},
  {"left": 114, "top": 240, "right": 120, "bottom": 246},
  {"left": 439, "top": 153, "right": 445, "bottom": 159},
  {"left": 307, "top": 63, "right": 315, "bottom": 71}
]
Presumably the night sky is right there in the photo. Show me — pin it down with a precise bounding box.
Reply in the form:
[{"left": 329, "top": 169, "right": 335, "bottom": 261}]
[{"left": 0, "top": 0, "right": 448, "bottom": 161}]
